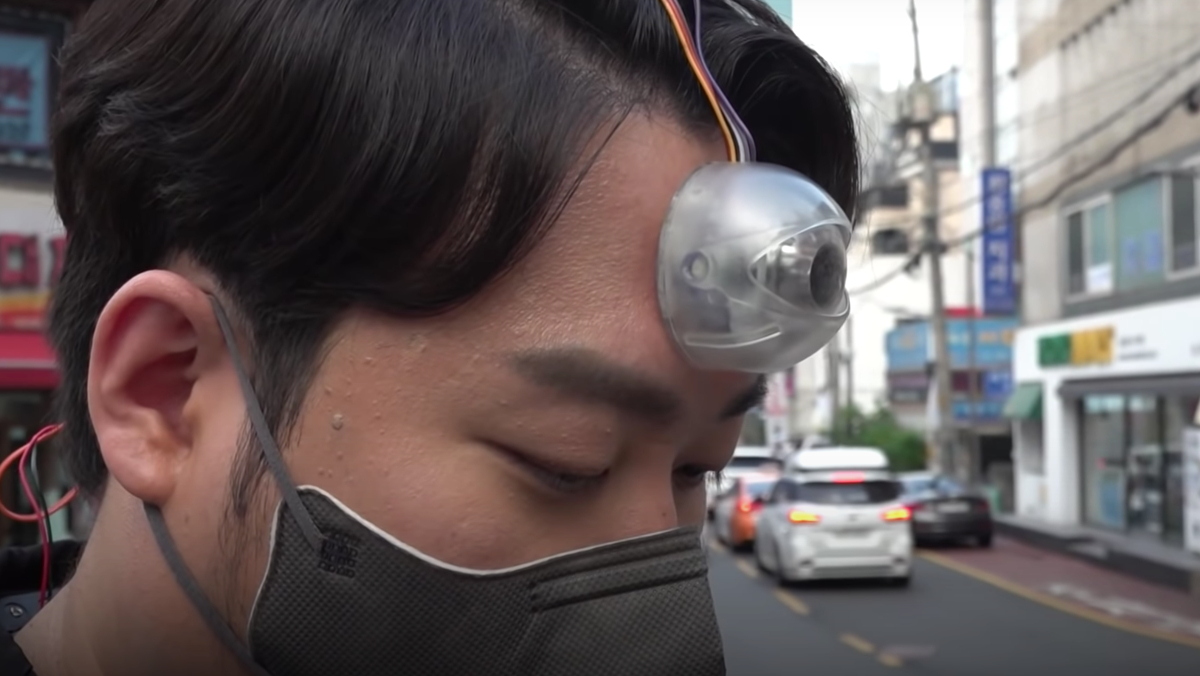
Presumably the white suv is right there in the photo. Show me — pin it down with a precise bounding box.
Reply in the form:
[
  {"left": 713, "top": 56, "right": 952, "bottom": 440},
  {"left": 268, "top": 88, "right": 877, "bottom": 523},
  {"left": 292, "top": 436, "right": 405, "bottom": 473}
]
[{"left": 753, "top": 462, "right": 912, "bottom": 586}]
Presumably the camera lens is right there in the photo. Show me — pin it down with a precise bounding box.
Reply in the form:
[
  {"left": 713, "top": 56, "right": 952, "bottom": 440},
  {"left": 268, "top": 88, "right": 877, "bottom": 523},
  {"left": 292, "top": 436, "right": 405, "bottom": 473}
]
[{"left": 809, "top": 243, "right": 846, "bottom": 311}]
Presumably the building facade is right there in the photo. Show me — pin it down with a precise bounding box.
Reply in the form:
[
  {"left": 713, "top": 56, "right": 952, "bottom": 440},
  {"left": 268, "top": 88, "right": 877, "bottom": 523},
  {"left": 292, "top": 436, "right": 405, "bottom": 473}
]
[
  {"left": 885, "top": 314, "right": 1020, "bottom": 510},
  {"left": 795, "top": 68, "right": 969, "bottom": 439},
  {"left": 1007, "top": 0, "right": 1200, "bottom": 557},
  {"left": 0, "top": 0, "right": 88, "bottom": 548}
]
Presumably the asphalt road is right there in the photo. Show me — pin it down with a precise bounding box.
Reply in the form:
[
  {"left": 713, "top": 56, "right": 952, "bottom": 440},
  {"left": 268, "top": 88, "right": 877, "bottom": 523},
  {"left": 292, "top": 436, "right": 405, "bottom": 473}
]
[{"left": 708, "top": 541, "right": 1200, "bottom": 676}]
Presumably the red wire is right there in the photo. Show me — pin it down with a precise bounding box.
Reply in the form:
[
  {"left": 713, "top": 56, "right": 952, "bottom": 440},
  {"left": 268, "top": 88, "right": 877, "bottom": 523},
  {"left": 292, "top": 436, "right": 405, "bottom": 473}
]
[
  {"left": 0, "top": 424, "right": 75, "bottom": 522},
  {"left": 16, "top": 442, "right": 51, "bottom": 608}
]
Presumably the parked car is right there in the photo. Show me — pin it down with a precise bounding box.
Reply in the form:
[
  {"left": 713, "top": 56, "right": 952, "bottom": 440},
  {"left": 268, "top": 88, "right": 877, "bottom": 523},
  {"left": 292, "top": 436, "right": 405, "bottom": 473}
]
[
  {"left": 753, "top": 466, "right": 913, "bottom": 587},
  {"left": 898, "top": 472, "right": 993, "bottom": 548},
  {"left": 711, "top": 473, "right": 779, "bottom": 551},
  {"left": 707, "top": 445, "right": 782, "bottom": 520}
]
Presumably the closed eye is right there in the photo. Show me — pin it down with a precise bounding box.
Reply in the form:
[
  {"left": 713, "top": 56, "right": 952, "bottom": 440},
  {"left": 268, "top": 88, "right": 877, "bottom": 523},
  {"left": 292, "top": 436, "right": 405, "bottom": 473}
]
[
  {"left": 674, "top": 464, "right": 710, "bottom": 490},
  {"left": 493, "top": 444, "right": 609, "bottom": 495}
]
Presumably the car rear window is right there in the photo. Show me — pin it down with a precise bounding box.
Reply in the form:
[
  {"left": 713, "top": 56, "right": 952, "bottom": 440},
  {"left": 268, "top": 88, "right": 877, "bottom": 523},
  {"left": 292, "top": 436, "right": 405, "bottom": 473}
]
[
  {"left": 790, "top": 481, "right": 901, "bottom": 505},
  {"left": 744, "top": 480, "right": 775, "bottom": 500},
  {"left": 727, "top": 457, "right": 778, "bottom": 471},
  {"left": 901, "top": 477, "right": 934, "bottom": 494}
]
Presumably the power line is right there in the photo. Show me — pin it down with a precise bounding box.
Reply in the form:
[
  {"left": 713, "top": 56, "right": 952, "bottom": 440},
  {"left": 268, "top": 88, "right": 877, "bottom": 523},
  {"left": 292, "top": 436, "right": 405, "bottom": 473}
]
[
  {"left": 1017, "top": 41, "right": 1200, "bottom": 180},
  {"left": 850, "top": 78, "right": 1200, "bottom": 295}
]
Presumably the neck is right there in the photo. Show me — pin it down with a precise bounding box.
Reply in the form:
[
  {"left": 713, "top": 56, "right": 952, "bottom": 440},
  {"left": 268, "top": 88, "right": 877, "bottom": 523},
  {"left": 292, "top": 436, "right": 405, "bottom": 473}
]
[{"left": 15, "top": 492, "right": 251, "bottom": 676}]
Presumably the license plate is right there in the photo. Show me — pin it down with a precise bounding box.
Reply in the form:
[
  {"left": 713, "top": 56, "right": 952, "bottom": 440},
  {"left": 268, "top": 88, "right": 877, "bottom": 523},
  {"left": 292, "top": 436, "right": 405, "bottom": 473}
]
[
  {"left": 835, "top": 527, "right": 871, "bottom": 537},
  {"left": 938, "top": 502, "right": 969, "bottom": 513}
]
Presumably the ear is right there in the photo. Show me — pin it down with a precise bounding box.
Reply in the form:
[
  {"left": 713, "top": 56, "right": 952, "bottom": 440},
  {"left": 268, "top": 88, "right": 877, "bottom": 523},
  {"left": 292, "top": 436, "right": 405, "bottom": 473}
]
[{"left": 87, "top": 271, "right": 228, "bottom": 506}]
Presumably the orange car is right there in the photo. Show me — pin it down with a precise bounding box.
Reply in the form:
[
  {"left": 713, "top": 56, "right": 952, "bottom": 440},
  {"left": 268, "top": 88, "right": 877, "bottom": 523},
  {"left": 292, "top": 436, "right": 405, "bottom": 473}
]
[{"left": 712, "top": 472, "right": 779, "bottom": 551}]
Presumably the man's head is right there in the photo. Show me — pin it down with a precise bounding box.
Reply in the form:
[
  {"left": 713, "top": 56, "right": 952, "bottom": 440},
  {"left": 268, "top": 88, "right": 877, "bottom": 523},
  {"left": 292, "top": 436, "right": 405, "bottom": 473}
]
[{"left": 41, "top": 0, "right": 856, "bottom": 669}]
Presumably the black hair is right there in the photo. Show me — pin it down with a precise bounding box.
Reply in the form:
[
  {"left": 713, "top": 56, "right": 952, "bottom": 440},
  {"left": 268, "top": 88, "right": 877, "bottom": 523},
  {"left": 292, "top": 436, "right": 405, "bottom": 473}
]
[{"left": 47, "top": 0, "right": 859, "bottom": 510}]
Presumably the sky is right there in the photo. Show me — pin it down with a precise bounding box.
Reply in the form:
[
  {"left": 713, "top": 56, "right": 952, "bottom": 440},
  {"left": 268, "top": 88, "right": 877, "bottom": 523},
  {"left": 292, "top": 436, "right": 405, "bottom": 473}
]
[{"left": 787, "top": 0, "right": 966, "bottom": 90}]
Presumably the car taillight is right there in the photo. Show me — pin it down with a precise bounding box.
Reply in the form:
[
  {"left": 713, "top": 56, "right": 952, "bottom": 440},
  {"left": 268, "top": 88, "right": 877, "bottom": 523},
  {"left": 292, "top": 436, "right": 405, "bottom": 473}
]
[
  {"left": 738, "top": 499, "right": 762, "bottom": 513},
  {"left": 788, "top": 510, "right": 821, "bottom": 524},
  {"left": 883, "top": 506, "right": 912, "bottom": 522}
]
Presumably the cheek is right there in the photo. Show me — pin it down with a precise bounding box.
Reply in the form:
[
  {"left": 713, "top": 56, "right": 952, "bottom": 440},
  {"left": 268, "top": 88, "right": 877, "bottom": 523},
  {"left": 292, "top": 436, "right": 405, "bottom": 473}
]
[
  {"left": 285, "top": 399, "right": 578, "bottom": 569},
  {"left": 674, "top": 488, "right": 706, "bottom": 526}
]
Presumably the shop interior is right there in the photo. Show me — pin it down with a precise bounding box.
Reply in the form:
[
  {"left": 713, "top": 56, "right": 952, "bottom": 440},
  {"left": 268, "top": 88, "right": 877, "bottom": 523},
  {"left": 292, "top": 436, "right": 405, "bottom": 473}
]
[{"left": 1078, "top": 393, "right": 1196, "bottom": 547}]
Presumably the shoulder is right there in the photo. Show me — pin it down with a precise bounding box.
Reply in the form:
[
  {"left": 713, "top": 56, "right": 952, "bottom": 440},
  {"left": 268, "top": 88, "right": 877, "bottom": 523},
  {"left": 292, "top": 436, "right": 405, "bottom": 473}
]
[
  {"left": 0, "top": 541, "right": 84, "bottom": 676},
  {"left": 1, "top": 541, "right": 84, "bottom": 633},
  {"left": 0, "top": 630, "right": 36, "bottom": 676},
  {"left": 0, "top": 541, "right": 84, "bottom": 598}
]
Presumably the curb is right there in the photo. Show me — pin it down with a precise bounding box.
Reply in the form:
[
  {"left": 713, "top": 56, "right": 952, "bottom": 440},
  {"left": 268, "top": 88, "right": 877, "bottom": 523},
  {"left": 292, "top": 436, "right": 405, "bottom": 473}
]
[{"left": 993, "top": 519, "right": 1200, "bottom": 597}]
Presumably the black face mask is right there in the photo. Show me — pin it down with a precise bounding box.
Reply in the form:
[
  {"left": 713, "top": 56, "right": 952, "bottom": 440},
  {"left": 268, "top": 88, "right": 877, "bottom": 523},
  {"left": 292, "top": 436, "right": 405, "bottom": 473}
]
[{"left": 143, "top": 297, "right": 727, "bottom": 676}]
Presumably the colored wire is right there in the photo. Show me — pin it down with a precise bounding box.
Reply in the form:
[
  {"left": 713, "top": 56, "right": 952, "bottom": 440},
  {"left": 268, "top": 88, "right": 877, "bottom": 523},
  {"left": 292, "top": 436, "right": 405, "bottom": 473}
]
[
  {"left": 17, "top": 439, "right": 51, "bottom": 607},
  {"left": 0, "top": 424, "right": 75, "bottom": 522},
  {"left": 687, "top": 0, "right": 755, "bottom": 161},
  {"left": 29, "top": 443, "right": 56, "bottom": 601},
  {"left": 655, "top": 0, "right": 740, "bottom": 161}
]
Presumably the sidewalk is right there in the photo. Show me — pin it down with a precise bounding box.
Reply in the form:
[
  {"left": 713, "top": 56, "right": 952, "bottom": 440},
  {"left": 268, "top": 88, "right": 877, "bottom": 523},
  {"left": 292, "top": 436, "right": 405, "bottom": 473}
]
[
  {"left": 921, "top": 536, "right": 1200, "bottom": 647},
  {"left": 994, "top": 514, "right": 1200, "bottom": 595}
]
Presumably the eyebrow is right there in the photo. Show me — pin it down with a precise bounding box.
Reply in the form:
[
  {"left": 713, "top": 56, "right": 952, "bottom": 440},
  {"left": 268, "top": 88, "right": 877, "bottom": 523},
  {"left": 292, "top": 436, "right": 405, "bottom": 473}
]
[{"left": 509, "top": 347, "right": 767, "bottom": 424}]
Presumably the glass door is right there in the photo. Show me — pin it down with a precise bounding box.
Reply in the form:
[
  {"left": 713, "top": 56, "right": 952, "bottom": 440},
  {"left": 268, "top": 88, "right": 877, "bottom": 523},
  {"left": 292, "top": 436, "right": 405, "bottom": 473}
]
[
  {"left": 1163, "top": 395, "right": 1199, "bottom": 546},
  {"left": 1081, "top": 395, "right": 1128, "bottom": 530},
  {"left": 1125, "top": 395, "right": 1164, "bottom": 537}
]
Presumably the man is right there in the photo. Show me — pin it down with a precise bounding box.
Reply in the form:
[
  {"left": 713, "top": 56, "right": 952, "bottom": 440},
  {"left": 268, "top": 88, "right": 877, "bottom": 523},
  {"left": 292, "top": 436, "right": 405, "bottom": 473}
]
[{"left": 1, "top": 0, "right": 858, "bottom": 674}]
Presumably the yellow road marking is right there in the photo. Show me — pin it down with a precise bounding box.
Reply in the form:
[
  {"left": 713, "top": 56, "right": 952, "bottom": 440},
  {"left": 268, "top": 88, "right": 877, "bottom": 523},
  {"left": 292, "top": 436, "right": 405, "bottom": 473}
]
[
  {"left": 773, "top": 589, "right": 810, "bottom": 615},
  {"left": 918, "top": 550, "right": 1200, "bottom": 651},
  {"left": 714, "top": 545, "right": 904, "bottom": 665},
  {"left": 708, "top": 540, "right": 727, "bottom": 554},
  {"left": 878, "top": 653, "right": 904, "bottom": 668},
  {"left": 840, "top": 633, "right": 875, "bottom": 654}
]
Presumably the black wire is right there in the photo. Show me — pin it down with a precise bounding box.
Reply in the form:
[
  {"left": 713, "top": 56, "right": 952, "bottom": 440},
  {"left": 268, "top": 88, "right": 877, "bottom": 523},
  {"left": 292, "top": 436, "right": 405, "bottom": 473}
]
[{"left": 27, "top": 443, "right": 55, "bottom": 598}]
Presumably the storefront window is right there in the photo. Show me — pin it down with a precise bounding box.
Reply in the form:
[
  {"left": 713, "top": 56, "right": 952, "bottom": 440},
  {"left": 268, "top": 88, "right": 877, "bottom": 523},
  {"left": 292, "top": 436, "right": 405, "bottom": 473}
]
[
  {"left": 1079, "top": 392, "right": 1197, "bottom": 546},
  {"left": 1163, "top": 395, "right": 1198, "bottom": 546},
  {"left": 1081, "top": 395, "right": 1127, "bottom": 530},
  {"left": 1126, "top": 395, "right": 1163, "bottom": 536}
]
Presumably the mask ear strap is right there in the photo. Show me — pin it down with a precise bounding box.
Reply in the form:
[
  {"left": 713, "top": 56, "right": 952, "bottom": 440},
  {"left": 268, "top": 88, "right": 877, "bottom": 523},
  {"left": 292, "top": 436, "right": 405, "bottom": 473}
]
[
  {"left": 144, "top": 503, "right": 274, "bottom": 676},
  {"left": 207, "top": 295, "right": 323, "bottom": 550}
]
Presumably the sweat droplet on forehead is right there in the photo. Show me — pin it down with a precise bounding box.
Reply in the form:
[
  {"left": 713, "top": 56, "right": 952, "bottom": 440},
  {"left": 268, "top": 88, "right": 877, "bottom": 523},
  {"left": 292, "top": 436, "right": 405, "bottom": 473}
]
[{"left": 331, "top": 413, "right": 345, "bottom": 430}]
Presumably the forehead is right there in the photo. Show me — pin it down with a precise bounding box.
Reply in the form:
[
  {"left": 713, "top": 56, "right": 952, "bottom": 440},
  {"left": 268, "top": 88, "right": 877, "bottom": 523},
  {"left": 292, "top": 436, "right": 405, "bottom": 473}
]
[
  {"left": 498, "top": 115, "right": 722, "bottom": 313},
  {"left": 425, "top": 114, "right": 725, "bottom": 362},
  {"left": 321, "top": 114, "right": 740, "bottom": 418}
]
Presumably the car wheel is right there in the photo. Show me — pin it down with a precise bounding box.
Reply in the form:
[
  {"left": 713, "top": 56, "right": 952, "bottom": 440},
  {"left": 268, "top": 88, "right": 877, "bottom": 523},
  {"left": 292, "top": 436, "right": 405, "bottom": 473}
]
[
  {"left": 773, "top": 542, "right": 794, "bottom": 587},
  {"left": 890, "top": 575, "right": 912, "bottom": 588},
  {"left": 977, "top": 533, "right": 993, "bottom": 548},
  {"left": 754, "top": 540, "right": 769, "bottom": 572}
]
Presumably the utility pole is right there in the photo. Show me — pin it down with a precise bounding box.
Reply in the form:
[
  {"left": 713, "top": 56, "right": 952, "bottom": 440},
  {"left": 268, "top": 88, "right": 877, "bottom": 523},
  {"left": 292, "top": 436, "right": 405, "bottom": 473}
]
[
  {"left": 907, "top": 0, "right": 955, "bottom": 475},
  {"left": 967, "top": 0, "right": 997, "bottom": 486},
  {"left": 844, "top": 313, "right": 855, "bottom": 440},
  {"left": 979, "top": 0, "right": 996, "bottom": 166},
  {"left": 826, "top": 340, "right": 841, "bottom": 441},
  {"left": 965, "top": 248, "right": 982, "bottom": 484}
]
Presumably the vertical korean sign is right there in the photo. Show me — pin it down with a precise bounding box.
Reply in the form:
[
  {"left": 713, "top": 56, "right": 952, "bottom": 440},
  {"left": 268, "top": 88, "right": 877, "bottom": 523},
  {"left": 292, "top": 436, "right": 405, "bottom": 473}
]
[
  {"left": 981, "top": 168, "right": 1016, "bottom": 315},
  {"left": 0, "top": 30, "right": 50, "bottom": 151}
]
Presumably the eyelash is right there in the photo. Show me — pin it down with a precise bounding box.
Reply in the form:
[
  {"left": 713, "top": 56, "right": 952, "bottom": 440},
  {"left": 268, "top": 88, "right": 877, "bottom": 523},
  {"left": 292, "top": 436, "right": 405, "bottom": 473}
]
[
  {"left": 501, "top": 445, "right": 716, "bottom": 495},
  {"left": 674, "top": 465, "right": 710, "bottom": 490},
  {"left": 536, "top": 467, "right": 609, "bottom": 494}
]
